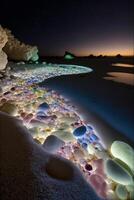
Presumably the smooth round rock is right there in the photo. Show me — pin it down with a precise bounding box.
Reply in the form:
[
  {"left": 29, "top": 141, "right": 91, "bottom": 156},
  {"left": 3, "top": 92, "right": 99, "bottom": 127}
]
[
  {"left": 87, "top": 144, "right": 96, "bottom": 155},
  {"left": 89, "top": 133, "right": 99, "bottom": 142},
  {"left": 38, "top": 102, "right": 49, "bottom": 112},
  {"left": 52, "top": 130, "right": 75, "bottom": 142},
  {"left": 111, "top": 141, "right": 134, "bottom": 172},
  {"left": 115, "top": 185, "right": 128, "bottom": 200},
  {"left": 43, "top": 135, "right": 65, "bottom": 153},
  {"left": 105, "top": 159, "right": 133, "bottom": 185},
  {"left": 60, "top": 116, "right": 77, "bottom": 124},
  {"left": 73, "top": 125, "right": 86, "bottom": 138}
]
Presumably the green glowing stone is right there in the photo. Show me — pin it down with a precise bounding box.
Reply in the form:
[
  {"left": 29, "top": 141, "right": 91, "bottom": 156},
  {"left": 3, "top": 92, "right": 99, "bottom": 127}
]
[
  {"left": 105, "top": 159, "right": 133, "bottom": 185},
  {"left": 111, "top": 141, "right": 134, "bottom": 172},
  {"left": 65, "top": 54, "right": 74, "bottom": 59},
  {"left": 115, "top": 185, "right": 128, "bottom": 200}
]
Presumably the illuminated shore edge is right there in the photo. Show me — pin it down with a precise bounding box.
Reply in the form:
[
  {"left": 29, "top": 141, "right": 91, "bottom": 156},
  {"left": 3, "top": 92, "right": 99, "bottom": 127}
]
[
  {"left": 0, "top": 63, "right": 134, "bottom": 200},
  {"left": 10, "top": 63, "right": 92, "bottom": 83}
]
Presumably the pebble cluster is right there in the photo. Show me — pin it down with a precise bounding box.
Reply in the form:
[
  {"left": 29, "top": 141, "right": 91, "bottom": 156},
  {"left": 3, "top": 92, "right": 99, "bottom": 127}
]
[{"left": 0, "top": 63, "right": 134, "bottom": 199}]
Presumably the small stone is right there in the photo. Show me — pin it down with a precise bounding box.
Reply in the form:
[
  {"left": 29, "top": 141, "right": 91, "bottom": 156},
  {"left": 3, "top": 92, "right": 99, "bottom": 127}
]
[
  {"left": 85, "top": 163, "right": 92, "bottom": 171},
  {"left": 87, "top": 144, "right": 96, "bottom": 155},
  {"left": 115, "top": 184, "right": 128, "bottom": 200},
  {"left": 0, "top": 98, "right": 7, "bottom": 103},
  {"left": 43, "top": 135, "right": 65, "bottom": 153},
  {"left": 30, "top": 119, "right": 46, "bottom": 128}
]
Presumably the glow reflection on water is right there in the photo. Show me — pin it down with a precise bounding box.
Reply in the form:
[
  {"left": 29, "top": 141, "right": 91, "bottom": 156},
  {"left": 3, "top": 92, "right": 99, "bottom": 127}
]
[{"left": 104, "top": 72, "right": 134, "bottom": 86}]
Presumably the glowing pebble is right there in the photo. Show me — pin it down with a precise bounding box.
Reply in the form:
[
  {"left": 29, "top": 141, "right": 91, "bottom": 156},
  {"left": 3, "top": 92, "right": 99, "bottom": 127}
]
[
  {"left": 89, "top": 133, "right": 99, "bottom": 142},
  {"left": 29, "top": 119, "right": 46, "bottom": 128},
  {"left": 52, "top": 130, "right": 75, "bottom": 142},
  {"left": 115, "top": 185, "right": 128, "bottom": 200},
  {"left": 38, "top": 102, "right": 49, "bottom": 112},
  {"left": 111, "top": 141, "right": 134, "bottom": 172},
  {"left": 0, "top": 102, "right": 17, "bottom": 116},
  {"left": 105, "top": 159, "right": 133, "bottom": 185},
  {"left": 87, "top": 144, "right": 96, "bottom": 155},
  {"left": 73, "top": 125, "right": 86, "bottom": 138},
  {"left": 43, "top": 135, "right": 65, "bottom": 153}
]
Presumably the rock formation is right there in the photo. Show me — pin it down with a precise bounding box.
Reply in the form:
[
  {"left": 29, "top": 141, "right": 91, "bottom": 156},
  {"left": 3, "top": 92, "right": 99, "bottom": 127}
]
[
  {"left": 0, "top": 26, "right": 8, "bottom": 71},
  {"left": 64, "top": 51, "right": 75, "bottom": 59},
  {"left": 3, "top": 28, "right": 39, "bottom": 62}
]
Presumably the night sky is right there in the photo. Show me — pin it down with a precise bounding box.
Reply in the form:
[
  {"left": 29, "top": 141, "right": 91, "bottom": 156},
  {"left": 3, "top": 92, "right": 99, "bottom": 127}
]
[{"left": 0, "top": 0, "right": 133, "bottom": 56}]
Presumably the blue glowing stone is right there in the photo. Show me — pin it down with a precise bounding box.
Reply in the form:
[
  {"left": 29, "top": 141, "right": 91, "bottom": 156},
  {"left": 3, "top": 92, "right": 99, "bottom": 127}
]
[
  {"left": 82, "top": 142, "right": 88, "bottom": 149},
  {"left": 36, "top": 111, "right": 46, "bottom": 120},
  {"left": 77, "top": 138, "right": 83, "bottom": 144},
  {"left": 37, "top": 111, "right": 46, "bottom": 116},
  {"left": 87, "top": 125, "right": 93, "bottom": 131},
  {"left": 89, "top": 134, "right": 99, "bottom": 142},
  {"left": 73, "top": 125, "right": 87, "bottom": 138},
  {"left": 38, "top": 102, "right": 49, "bottom": 112}
]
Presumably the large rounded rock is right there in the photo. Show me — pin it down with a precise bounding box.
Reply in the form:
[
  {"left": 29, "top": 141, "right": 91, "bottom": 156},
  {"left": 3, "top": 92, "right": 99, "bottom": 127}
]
[
  {"left": 111, "top": 141, "right": 134, "bottom": 172},
  {"left": 43, "top": 135, "right": 65, "bottom": 153},
  {"left": 105, "top": 159, "right": 133, "bottom": 185}
]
